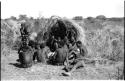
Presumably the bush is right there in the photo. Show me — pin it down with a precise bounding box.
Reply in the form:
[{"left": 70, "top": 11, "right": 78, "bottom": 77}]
[
  {"left": 10, "top": 16, "right": 17, "bottom": 20},
  {"left": 96, "top": 15, "right": 106, "bottom": 20},
  {"left": 12, "top": 36, "right": 22, "bottom": 50},
  {"left": 85, "top": 25, "right": 124, "bottom": 62},
  {"left": 1, "top": 21, "right": 14, "bottom": 48},
  {"left": 72, "top": 16, "right": 83, "bottom": 20},
  {"left": 108, "top": 18, "right": 123, "bottom": 22},
  {"left": 1, "top": 44, "right": 12, "bottom": 56},
  {"left": 86, "top": 17, "right": 95, "bottom": 22}
]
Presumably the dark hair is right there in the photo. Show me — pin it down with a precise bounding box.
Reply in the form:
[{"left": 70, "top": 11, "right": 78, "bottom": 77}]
[
  {"left": 76, "top": 41, "right": 82, "bottom": 47},
  {"left": 40, "top": 42, "right": 46, "bottom": 49},
  {"left": 76, "top": 41, "right": 82, "bottom": 44}
]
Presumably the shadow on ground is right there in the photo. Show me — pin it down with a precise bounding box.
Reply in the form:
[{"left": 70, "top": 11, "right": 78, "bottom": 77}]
[{"left": 9, "top": 63, "right": 23, "bottom": 68}]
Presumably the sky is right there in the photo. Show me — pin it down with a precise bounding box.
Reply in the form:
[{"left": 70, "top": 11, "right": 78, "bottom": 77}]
[{"left": 1, "top": 0, "right": 124, "bottom": 19}]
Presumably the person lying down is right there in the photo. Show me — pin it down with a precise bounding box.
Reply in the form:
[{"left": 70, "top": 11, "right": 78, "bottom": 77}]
[{"left": 62, "top": 41, "right": 88, "bottom": 76}]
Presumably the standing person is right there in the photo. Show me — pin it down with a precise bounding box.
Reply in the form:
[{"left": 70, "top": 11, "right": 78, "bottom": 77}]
[{"left": 62, "top": 41, "right": 88, "bottom": 76}]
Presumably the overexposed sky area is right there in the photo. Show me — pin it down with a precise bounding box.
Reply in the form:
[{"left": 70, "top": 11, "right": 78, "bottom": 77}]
[{"left": 1, "top": 0, "right": 124, "bottom": 19}]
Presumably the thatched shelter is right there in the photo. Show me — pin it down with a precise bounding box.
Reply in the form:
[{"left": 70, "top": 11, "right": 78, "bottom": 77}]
[{"left": 36, "top": 16, "right": 85, "bottom": 51}]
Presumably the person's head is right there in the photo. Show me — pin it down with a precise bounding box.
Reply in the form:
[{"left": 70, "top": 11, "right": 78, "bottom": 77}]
[
  {"left": 40, "top": 41, "right": 46, "bottom": 49},
  {"left": 76, "top": 41, "right": 82, "bottom": 48}
]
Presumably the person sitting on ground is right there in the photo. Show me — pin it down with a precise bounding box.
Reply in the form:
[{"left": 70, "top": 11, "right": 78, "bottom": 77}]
[
  {"left": 47, "top": 41, "right": 58, "bottom": 64},
  {"left": 54, "top": 43, "right": 69, "bottom": 65},
  {"left": 33, "top": 41, "right": 50, "bottom": 64},
  {"left": 62, "top": 41, "right": 88, "bottom": 76},
  {"left": 63, "top": 41, "right": 79, "bottom": 72},
  {"left": 74, "top": 41, "right": 88, "bottom": 58}
]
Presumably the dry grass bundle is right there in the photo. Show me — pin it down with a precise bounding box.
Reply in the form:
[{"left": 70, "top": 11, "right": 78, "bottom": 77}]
[{"left": 63, "top": 18, "right": 86, "bottom": 45}]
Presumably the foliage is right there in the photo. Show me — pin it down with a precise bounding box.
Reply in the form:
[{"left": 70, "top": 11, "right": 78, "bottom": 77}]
[
  {"left": 12, "top": 36, "right": 22, "bottom": 50},
  {"left": 85, "top": 25, "right": 124, "bottom": 62},
  {"left": 96, "top": 15, "right": 106, "bottom": 20},
  {"left": 107, "top": 17, "right": 124, "bottom": 22},
  {"left": 72, "top": 16, "right": 83, "bottom": 20},
  {"left": 10, "top": 16, "right": 17, "bottom": 20},
  {"left": 19, "top": 14, "right": 28, "bottom": 20},
  {"left": 1, "top": 21, "right": 14, "bottom": 48}
]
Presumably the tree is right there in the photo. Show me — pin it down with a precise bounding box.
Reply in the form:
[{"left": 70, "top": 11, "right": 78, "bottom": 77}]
[
  {"left": 29, "top": 17, "right": 34, "bottom": 20},
  {"left": 86, "top": 16, "right": 95, "bottom": 23},
  {"left": 87, "top": 16, "right": 94, "bottom": 20},
  {"left": 19, "top": 14, "right": 28, "bottom": 20},
  {"left": 10, "top": 16, "right": 17, "bottom": 20},
  {"left": 72, "top": 16, "right": 83, "bottom": 20},
  {"left": 96, "top": 15, "right": 106, "bottom": 20}
]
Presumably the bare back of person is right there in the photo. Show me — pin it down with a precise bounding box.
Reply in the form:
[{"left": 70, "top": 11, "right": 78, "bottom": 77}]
[{"left": 54, "top": 44, "right": 68, "bottom": 65}]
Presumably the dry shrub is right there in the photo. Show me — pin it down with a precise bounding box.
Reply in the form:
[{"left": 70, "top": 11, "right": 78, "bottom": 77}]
[
  {"left": 12, "top": 36, "right": 22, "bottom": 50},
  {"left": 85, "top": 25, "right": 124, "bottom": 62},
  {"left": 1, "top": 20, "right": 19, "bottom": 57},
  {"left": 1, "top": 20, "right": 14, "bottom": 48},
  {"left": 115, "top": 66, "right": 124, "bottom": 80},
  {"left": 84, "top": 18, "right": 103, "bottom": 30},
  {"left": 1, "top": 44, "right": 12, "bottom": 56},
  {"left": 96, "top": 15, "right": 106, "bottom": 20}
]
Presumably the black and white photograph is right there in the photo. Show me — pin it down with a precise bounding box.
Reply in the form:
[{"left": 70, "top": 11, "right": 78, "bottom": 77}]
[{"left": 1, "top": 0, "right": 124, "bottom": 80}]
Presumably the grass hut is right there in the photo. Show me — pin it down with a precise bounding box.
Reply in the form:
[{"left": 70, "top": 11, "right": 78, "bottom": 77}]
[{"left": 36, "top": 16, "right": 86, "bottom": 51}]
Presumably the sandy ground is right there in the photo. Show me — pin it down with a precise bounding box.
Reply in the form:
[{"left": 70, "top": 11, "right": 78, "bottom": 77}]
[{"left": 1, "top": 50, "right": 122, "bottom": 80}]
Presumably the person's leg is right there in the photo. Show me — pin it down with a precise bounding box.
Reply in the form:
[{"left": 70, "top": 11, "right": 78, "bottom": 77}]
[
  {"left": 64, "top": 54, "right": 75, "bottom": 72},
  {"left": 69, "top": 61, "right": 85, "bottom": 73},
  {"left": 62, "top": 61, "right": 86, "bottom": 76},
  {"left": 64, "top": 63, "right": 74, "bottom": 72},
  {"left": 33, "top": 52, "right": 37, "bottom": 61}
]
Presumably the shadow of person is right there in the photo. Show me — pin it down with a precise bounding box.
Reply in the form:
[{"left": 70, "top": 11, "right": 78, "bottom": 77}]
[
  {"left": 16, "top": 59, "right": 20, "bottom": 62},
  {"left": 9, "top": 63, "right": 23, "bottom": 68}
]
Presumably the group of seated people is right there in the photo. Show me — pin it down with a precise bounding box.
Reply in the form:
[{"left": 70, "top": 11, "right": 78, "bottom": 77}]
[
  {"left": 18, "top": 23, "right": 88, "bottom": 76},
  {"left": 45, "top": 35, "right": 88, "bottom": 76}
]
